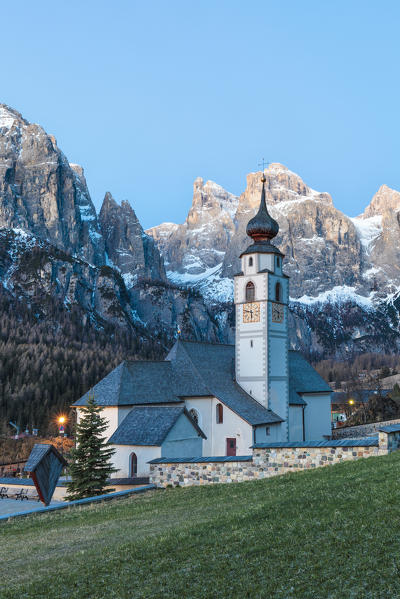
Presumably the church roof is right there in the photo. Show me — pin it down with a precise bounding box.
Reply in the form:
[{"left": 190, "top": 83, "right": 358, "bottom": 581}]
[
  {"left": 72, "top": 361, "right": 180, "bottom": 407},
  {"left": 166, "top": 340, "right": 284, "bottom": 426},
  {"left": 108, "top": 406, "right": 205, "bottom": 446},
  {"left": 73, "top": 342, "right": 330, "bottom": 423},
  {"left": 288, "top": 351, "right": 332, "bottom": 394}
]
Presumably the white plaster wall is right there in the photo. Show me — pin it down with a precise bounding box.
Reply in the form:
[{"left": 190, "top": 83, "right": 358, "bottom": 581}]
[
  {"left": 111, "top": 444, "right": 161, "bottom": 477},
  {"left": 269, "top": 337, "right": 286, "bottom": 376},
  {"left": 259, "top": 253, "right": 274, "bottom": 272},
  {"left": 76, "top": 406, "right": 133, "bottom": 442},
  {"left": 303, "top": 393, "right": 332, "bottom": 440},
  {"left": 76, "top": 406, "right": 119, "bottom": 441},
  {"left": 184, "top": 397, "right": 253, "bottom": 456},
  {"left": 238, "top": 335, "right": 264, "bottom": 377},
  {"left": 289, "top": 406, "right": 304, "bottom": 441}
]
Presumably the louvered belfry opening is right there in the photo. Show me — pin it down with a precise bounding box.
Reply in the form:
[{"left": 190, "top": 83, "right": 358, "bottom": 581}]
[{"left": 246, "top": 281, "right": 255, "bottom": 302}]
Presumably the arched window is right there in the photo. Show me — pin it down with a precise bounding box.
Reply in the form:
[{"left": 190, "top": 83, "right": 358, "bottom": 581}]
[
  {"left": 275, "top": 282, "right": 281, "bottom": 302},
  {"left": 246, "top": 281, "right": 255, "bottom": 302},
  {"left": 216, "top": 403, "right": 223, "bottom": 424},
  {"left": 248, "top": 257, "right": 253, "bottom": 267},
  {"left": 130, "top": 452, "right": 137, "bottom": 477},
  {"left": 189, "top": 408, "right": 199, "bottom": 426}
]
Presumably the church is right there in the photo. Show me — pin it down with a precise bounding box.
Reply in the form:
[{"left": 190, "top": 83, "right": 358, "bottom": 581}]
[{"left": 73, "top": 173, "right": 332, "bottom": 478}]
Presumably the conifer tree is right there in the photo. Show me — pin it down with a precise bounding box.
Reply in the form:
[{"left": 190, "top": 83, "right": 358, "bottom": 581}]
[{"left": 66, "top": 395, "right": 117, "bottom": 500}]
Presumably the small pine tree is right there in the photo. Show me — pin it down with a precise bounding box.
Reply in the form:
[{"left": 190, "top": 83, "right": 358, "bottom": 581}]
[{"left": 66, "top": 395, "right": 117, "bottom": 500}]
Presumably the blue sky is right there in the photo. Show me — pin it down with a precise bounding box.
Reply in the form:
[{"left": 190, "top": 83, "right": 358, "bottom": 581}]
[{"left": 1, "top": 0, "right": 400, "bottom": 228}]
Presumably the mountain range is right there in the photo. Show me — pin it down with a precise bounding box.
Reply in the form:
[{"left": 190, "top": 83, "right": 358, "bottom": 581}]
[{"left": 1, "top": 102, "right": 400, "bottom": 368}]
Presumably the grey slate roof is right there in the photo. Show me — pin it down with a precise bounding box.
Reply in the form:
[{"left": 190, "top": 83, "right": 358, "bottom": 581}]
[
  {"left": 379, "top": 424, "right": 400, "bottom": 433},
  {"left": 289, "top": 388, "right": 307, "bottom": 406},
  {"left": 108, "top": 406, "right": 205, "bottom": 446},
  {"left": 166, "top": 341, "right": 283, "bottom": 426},
  {"left": 73, "top": 341, "right": 330, "bottom": 427},
  {"left": 288, "top": 351, "right": 332, "bottom": 394},
  {"left": 252, "top": 438, "right": 379, "bottom": 448},
  {"left": 73, "top": 361, "right": 180, "bottom": 407},
  {"left": 149, "top": 455, "right": 253, "bottom": 464}
]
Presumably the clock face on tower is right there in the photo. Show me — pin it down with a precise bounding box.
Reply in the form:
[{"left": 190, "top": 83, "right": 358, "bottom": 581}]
[
  {"left": 271, "top": 302, "right": 284, "bottom": 323},
  {"left": 243, "top": 302, "right": 260, "bottom": 323}
]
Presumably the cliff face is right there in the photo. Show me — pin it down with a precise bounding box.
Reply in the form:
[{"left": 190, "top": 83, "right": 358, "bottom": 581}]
[
  {"left": 99, "top": 192, "right": 166, "bottom": 286},
  {"left": 0, "top": 104, "right": 221, "bottom": 345},
  {"left": 0, "top": 104, "right": 104, "bottom": 265},
  {"left": 148, "top": 177, "right": 239, "bottom": 278}
]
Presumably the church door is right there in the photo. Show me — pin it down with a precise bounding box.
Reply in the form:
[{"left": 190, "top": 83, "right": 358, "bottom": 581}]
[
  {"left": 130, "top": 452, "right": 138, "bottom": 477},
  {"left": 226, "top": 438, "right": 236, "bottom": 456}
]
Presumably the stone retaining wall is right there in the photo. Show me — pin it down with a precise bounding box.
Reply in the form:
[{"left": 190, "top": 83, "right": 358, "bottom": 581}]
[
  {"left": 150, "top": 427, "right": 400, "bottom": 488},
  {"left": 332, "top": 418, "right": 400, "bottom": 439}
]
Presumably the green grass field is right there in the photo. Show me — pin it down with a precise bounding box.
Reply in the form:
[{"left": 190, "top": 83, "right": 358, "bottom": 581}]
[{"left": 2, "top": 453, "right": 400, "bottom": 599}]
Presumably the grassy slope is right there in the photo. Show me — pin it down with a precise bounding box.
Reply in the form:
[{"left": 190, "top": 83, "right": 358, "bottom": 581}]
[{"left": 2, "top": 453, "right": 400, "bottom": 599}]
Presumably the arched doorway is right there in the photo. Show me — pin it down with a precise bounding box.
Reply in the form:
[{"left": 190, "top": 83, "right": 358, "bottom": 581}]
[{"left": 130, "top": 452, "right": 138, "bottom": 477}]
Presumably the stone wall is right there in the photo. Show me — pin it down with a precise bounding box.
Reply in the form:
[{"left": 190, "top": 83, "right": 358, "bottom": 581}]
[
  {"left": 149, "top": 439, "right": 387, "bottom": 488},
  {"left": 332, "top": 418, "right": 400, "bottom": 440}
]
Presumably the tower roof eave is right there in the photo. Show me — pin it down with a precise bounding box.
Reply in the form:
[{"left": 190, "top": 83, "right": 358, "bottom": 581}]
[{"left": 239, "top": 242, "right": 285, "bottom": 259}]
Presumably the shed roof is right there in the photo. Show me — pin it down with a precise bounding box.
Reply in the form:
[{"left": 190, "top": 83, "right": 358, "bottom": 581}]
[{"left": 108, "top": 406, "right": 205, "bottom": 446}]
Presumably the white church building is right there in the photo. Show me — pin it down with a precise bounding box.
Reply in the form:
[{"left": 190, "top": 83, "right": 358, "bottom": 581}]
[{"left": 73, "top": 173, "right": 332, "bottom": 478}]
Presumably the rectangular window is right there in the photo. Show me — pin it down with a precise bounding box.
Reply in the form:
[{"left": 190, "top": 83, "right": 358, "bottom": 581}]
[{"left": 266, "top": 426, "right": 270, "bottom": 436}]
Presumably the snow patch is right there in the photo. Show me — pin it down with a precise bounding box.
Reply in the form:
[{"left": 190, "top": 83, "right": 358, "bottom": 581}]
[
  {"left": 350, "top": 215, "right": 382, "bottom": 251},
  {"left": 167, "top": 263, "right": 234, "bottom": 303},
  {"left": 123, "top": 272, "right": 138, "bottom": 289},
  {"left": 292, "top": 286, "right": 373, "bottom": 309},
  {"left": 0, "top": 106, "right": 16, "bottom": 129}
]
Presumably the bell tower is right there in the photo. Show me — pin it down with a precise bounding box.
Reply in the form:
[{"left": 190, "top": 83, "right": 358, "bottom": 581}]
[{"left": 234, "top": 171, "right": 289, "bottom": 438}]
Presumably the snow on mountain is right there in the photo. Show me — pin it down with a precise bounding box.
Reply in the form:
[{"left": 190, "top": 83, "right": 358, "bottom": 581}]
[{"left": 349, "top": 215, "right": 382, "bottom": 252}]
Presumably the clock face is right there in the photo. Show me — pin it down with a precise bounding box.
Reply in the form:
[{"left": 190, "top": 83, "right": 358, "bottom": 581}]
[
  {"left": 243, "top": 302, "right": 260, "bottom": 323},
  {"left": 271, "top": 302, "right": 284, "bottom": 323}
]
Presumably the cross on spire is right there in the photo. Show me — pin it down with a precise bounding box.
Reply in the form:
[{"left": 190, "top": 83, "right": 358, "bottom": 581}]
[{"left": 258, "top": 158, "right": 270, "bottom": 172}]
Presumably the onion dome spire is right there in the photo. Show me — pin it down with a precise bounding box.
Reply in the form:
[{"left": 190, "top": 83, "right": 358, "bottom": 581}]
[{"left": 246, "top": 173, "right": 279, "bottom": 242}]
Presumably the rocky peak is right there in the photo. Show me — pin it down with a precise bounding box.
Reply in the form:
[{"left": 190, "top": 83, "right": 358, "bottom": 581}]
[
  {"left": 147, "top": 177, "right": 238, "bottom": 277},
  {"left": 0, "top": 104, "right": 104, "bottom": 265},
  {"left": 362, "top": 184, "right": 400, "bottom": 219},
  {"left": 99, "top": 192, "right": 166, "bottom": 286},
  {"left": 0, "top": 104, "right": 29, "bottom": 130}
]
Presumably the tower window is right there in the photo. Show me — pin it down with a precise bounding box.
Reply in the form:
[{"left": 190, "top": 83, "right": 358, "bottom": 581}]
[
  {"left": 277, "top": 257, "right": 280, "bottom": 268},
  {"left": 275, "top": 282, "right": 281, "bottom": 302},
  {"left": 246, "top": 281, "right": 255, "bottom": 302},
  {"left": 250, "top": 340, "right": 253, "bottom": 348},
  {"left": 249, "top": 257, "right": 253, "bottom": 267},
  {"left": 216, "top": 403, "right": 223, "bottom": 424},
  {"left": 266, "top": 426, "right": 270, "bottom": 436}
]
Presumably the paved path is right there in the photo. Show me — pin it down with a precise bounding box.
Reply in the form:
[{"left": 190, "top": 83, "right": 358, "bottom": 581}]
[{"left": 0, "top": 497, "right": 64, "bottom": 516}]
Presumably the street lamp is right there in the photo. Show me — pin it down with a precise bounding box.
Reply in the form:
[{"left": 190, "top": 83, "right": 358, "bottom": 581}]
[{"left": 57, "top": 416, "right": 67, "bottom": 457}]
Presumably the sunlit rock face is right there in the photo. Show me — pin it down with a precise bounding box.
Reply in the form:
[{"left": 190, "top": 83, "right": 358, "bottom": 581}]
[{"left": 148, "top": 164, "right": 400, "bottom": 358}]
